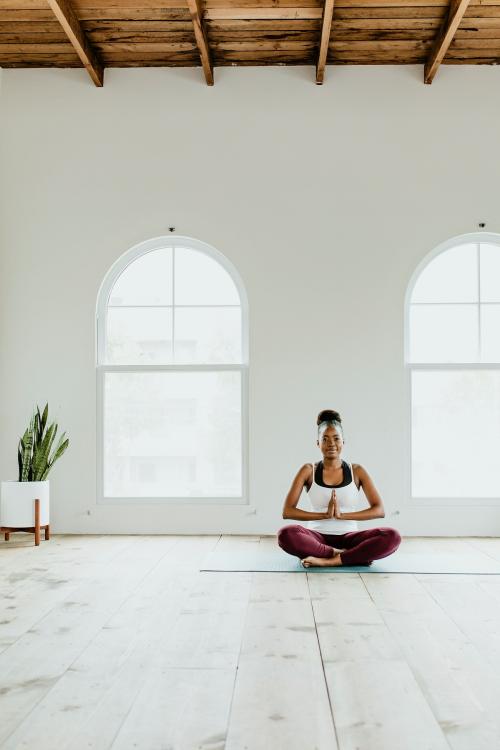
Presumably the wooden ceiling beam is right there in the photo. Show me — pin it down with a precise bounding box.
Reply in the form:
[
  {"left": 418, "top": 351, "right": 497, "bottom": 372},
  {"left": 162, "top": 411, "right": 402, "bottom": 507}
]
[
  {"left": 46, "top": 0, "right": 103, "bottom": 85},
  {"left": 424, "top": 0, "right": 471, "bottom": 83},
  {"left": 187, "top": 0, "right": 214, "bottom": 84},
  {"left": 316, "top": 0, "right": 335, "bottom": 83},
  {"left": 205, "top": 9, "right": 322, "bottom": 20}
]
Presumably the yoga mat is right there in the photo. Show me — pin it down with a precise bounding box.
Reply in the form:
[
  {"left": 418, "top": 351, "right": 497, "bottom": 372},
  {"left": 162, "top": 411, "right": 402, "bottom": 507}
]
[{"left": 200, "top": 547, "right": 500, "bottom": 574}]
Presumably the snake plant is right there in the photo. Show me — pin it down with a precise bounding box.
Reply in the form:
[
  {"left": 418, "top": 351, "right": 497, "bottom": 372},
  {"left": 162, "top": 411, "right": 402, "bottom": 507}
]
[{"left": 17, "top": 404, "right": 69, "bottom": 482}]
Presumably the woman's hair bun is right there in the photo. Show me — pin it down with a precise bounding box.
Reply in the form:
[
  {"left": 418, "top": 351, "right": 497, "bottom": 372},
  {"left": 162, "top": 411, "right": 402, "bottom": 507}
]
[{"left": 317, "top": 409, "right": 342, "bottom": 426}]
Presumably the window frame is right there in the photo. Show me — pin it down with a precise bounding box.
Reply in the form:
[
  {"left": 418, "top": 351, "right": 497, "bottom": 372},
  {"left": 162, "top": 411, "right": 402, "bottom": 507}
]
[
  {"left": 95, "top": 235, "right": 249, "bottom": 506},
  {"left": 405, "top": 232, "right": 500, "bottom": 507}
]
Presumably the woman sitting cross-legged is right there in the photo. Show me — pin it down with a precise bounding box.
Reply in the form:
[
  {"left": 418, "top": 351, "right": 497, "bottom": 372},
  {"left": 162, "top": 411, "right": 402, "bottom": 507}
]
[{"left": 277, "top": 408, "right": 401, "bottom": 568}]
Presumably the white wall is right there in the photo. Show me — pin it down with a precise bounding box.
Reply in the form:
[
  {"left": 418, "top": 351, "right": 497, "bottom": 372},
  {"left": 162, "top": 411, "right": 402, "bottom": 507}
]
[{"left": 1, "top": 64, "right": 500, "bottom": 536}]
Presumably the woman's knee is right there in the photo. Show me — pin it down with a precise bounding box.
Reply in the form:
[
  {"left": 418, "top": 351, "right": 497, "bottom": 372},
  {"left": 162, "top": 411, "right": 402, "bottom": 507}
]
[
  {"left": 378, "top": 527, "right": 401, "bottom": 550},
  {"left": 277, "top": 524, "right": 302, "bottom": 550}
]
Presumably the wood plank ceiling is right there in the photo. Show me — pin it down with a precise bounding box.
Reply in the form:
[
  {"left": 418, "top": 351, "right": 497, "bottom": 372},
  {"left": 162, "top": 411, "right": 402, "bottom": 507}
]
[{"left": 3, "top": 0, "right": 500, "bottom": 86}]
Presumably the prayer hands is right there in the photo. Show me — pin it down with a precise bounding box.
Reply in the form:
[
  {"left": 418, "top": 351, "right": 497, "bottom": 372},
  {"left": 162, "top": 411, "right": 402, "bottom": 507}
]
[{"left": 326, "top": 490, "right": 342, "bottom": 520}]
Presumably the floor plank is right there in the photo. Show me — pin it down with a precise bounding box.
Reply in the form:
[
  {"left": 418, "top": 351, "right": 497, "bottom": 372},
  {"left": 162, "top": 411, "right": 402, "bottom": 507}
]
[
  {"left": 225, "top": 572, "right": 338, "bottom": 750},
  {"left": 308, "top": 573, "right": 450, "bottom": 750},
  {"left": 362, "top": 572, "right": 500, "bottom": 749},
  {"left": 110, "top": 668, "right": 234, "bottom": 750}
]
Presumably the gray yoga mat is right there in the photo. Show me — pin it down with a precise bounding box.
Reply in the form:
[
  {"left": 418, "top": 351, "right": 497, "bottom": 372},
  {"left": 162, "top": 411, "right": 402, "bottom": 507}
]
[{"left": 200, "top": 547, "right": 500, "bottom": 574}]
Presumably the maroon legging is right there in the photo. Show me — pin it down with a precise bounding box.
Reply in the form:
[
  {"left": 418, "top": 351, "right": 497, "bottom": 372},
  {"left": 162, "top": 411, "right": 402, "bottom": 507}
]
[{"left": 277, "top": 524, "right": 401, "bottom": 566}]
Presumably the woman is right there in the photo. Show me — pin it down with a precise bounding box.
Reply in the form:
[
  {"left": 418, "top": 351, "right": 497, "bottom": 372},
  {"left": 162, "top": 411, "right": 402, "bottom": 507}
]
[{"left": 277, "top": 409, "right": 401, "bottom": 568}]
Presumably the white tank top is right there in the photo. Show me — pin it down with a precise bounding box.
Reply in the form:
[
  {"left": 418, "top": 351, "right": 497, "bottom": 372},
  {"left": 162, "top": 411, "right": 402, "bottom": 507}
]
[{"left": 306, "top": 461, "right": 359, "bottom": 534}]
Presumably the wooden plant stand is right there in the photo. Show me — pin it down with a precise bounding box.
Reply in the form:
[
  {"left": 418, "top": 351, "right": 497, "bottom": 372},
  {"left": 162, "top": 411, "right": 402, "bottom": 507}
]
[{"left": 0, "top": 498, "right": 50, "bottom": 546}]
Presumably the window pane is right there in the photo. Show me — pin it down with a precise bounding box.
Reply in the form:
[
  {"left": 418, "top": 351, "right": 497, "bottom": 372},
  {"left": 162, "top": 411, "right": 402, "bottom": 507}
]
[
  {"left": 109, "top": 249, "right": 172, "bottom": 306},
  {"left": 104, "top": 371, "right": 242, "bottom": 497},
  {"left": 411, "top": 244, "right": 478, "bottom": 303},
  {"left": 409, "top": 304, "right": 478, "bottom": 363},
  {"left": 481, "top": 304, "right": 500, "bottom": 363},
  {"left": 174, "top": 307, "right": 242, "bottom": 364},
  {"left": 480, "top": 243, "right": 500, "bottom": 302},
  {"left": 106, "top": 308, "right": 173, "bottom": 364},
  {"left": 175, "top": 248, "right": 240, "bottom": 305},
  {"left": 412, "top": 370, "right": 500, "bottom": 497}
]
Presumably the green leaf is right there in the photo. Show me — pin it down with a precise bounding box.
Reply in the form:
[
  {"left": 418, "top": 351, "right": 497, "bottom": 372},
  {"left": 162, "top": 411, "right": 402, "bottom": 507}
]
[
  {"left": 47, "top": 431, "right": 66, "bottom": 463},
  {"left": 33, "top": 422, "right": 56, "bottom": 481},
  {"left": 21, "top": 412, "right": 35, "bottom": 482},
  {"left": 42, "top": 437, "right": 69, "bottom": 479},
  {"left": 41, "top": 403, "right": 48, "bottom": 432},
  {"left": 17, "top": 443, "right": 23, "bottom": 482},
  {"left": 35, "top": 407, "right": 42, "bottom": 447}
]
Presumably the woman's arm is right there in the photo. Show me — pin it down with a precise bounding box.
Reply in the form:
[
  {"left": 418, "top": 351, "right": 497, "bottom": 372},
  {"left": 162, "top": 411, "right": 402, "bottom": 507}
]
[
  {"left": 282, "top": 465, "right": 332, "bottom": 521},
  {"left": 338, "top": 464, "right": 385, "bottom": 521}
]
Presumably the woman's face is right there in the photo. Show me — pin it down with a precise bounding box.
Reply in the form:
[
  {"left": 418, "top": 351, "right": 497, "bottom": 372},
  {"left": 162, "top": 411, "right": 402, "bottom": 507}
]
[{"left": 317, "top": 426, "right": 343, "bottom": 460}]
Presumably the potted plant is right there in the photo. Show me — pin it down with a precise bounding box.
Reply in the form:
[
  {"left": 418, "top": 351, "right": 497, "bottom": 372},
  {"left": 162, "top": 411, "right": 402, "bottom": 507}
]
[{"left": 0, "top": 404, "right": 69, "bottom": 544}]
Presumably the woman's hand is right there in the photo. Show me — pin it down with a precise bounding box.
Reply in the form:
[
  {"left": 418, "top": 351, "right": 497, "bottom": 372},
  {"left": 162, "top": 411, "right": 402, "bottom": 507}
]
[{"left": 326, "top": 490, "right": 342, "bottom": 519}]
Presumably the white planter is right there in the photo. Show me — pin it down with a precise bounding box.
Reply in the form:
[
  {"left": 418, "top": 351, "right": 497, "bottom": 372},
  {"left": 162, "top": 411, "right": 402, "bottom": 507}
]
[{"left": 0, "top": 481, "right": 50, "bottom": 527}]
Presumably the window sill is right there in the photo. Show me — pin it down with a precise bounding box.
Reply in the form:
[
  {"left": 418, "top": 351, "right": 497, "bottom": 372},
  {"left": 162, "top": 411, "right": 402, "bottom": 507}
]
[{"left": 97, "top": 496, "right": 255, "bottom": 509}]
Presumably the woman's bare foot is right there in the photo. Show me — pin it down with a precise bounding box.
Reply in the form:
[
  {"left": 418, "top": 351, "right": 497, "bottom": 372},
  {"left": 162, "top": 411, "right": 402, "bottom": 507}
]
[{"left": 301, "top": 552, "right": 343, "bottom": 568}]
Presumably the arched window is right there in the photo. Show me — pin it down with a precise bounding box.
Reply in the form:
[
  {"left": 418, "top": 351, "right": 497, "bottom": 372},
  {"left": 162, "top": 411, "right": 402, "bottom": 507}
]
[
  {"left": 96, "top": 236, "right": 248, "bottom": 503},
  {"left": 406, "top": 234, "right": 500, "bottom": 500}
]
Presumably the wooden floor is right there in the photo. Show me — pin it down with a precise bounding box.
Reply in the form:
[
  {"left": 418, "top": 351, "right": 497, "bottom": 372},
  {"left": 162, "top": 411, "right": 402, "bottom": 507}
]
[{"left": 2, "top": 535, "right": 500, "bottom": 749}]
